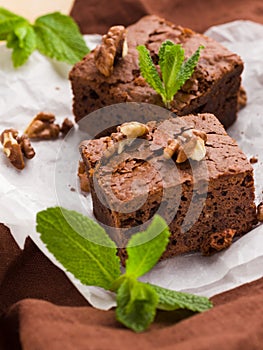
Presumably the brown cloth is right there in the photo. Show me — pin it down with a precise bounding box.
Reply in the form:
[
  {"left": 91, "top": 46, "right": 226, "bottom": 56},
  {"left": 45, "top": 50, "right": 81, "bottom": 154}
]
[
  {"left": 1, "top": 223, "right": 263, "bottom": 350},
  {"left": 1, "top": 1, "right": 263, "bottom": 349},
  {"left": 70, "top": 0, "right": 263, "bottom": 34}
]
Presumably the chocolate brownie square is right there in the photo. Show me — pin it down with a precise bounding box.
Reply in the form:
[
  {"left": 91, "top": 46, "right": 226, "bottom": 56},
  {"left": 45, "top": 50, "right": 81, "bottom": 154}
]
[
  {"left": 80, "top": 113, "right": 257, "bottom": 258},
  {"left": 70, "top": 15, "right": 244, "bottom": 128}
]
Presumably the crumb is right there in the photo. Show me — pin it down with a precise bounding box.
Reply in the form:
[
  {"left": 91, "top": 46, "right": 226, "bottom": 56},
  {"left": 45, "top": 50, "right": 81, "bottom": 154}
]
[
  {"left": 257, "top": 202, "right": 263, "bottom": 222},
  {"left": 201, "top": 229, "right": 236, "bottom": 256},
  {"left": 78, "top": 161, "right": 90, "bottom": 192},
  {"left": 70, "top": 187, "right": 76, "bottom": 192},
  {"left": 55, "top": 87, "right": 60, "bottom": 90},
  {"left": 250, "top": 156, "right": 258, "bottom": 164},
  {"left": 60, "top": 118, "right": 74, "bottom": 136}
]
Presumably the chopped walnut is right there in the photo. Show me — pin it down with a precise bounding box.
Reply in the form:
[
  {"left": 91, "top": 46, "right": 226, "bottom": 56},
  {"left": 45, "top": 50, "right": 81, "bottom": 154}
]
[
  {"left": 1, "top": 129, "right": 35, "bottom": 170},
  {"left": 118, "top": 121, "right": 149, "bottom": 139},
  {"left": 94, "top": 25, "right": 128, "bottom": 77},
  {"left": 78, "top": 161, "right": 90, "bottom": 192},
  {"left": 162, "top": 128, "right": 207, "bottom": 163},
  {"left": 201, "top": 228, "right": 236, "bottom": 256},
  {"left": 24, "top": 112, "right": 60, "bottom": 139},
  {"left": 177, "top": 136, "right": 206, "bottom": 163},
  {"left": 163, "top": 139, "right": 180, "bottom": 159},
  {"left": 60, "top": 118, "right": 74, "bottom": 136},
  {"left": 257, "top": 202, "right": 263, "bottom": 222},
  {"left": 18, "top": 134, "right": 35, "bottom": 159},
  {"left": 181, "top": 128, "right": 207, "bottom": 143}
]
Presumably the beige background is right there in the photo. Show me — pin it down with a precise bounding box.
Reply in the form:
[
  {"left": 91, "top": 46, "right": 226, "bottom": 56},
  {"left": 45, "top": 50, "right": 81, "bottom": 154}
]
[{"left": 0, "top": 0, "right": 75, "bottom": 20}]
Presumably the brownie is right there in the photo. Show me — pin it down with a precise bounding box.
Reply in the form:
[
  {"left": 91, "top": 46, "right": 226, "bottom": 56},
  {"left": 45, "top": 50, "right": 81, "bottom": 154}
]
[
  {"left": 80, "top": 113, "right": 258, "bottom": 259},
  {"left": 70, "top": 15, "right": 244, "bottom": 128}
]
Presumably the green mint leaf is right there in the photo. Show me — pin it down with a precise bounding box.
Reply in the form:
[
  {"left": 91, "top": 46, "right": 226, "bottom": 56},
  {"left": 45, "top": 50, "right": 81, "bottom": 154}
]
[
  {"left": 175, "top": 45, "right": 204, "bottom": 96},
  {"left": 150, "top": 284, "right": 213, "bottom": 312},
  {"left": 34, "top": 12, "right": 90, "bottom": 65},
  {"left": 36, "top": 207, "right": 121, "bottom": 290},
  {"left": 7, "top": 23, "right": 36, "bottom": 67},
  {"left": 138, "top": 41, "right": 203, "bottom": 108},
  {"left": 125, "top": 215, "right": 170, "bottom": 278},
  {"left": 116, "top": 276, "right": 158, "bottom": 332},
  {"left": 137, "top": 45, "right": 166, "bottom": 102},
  {"left": 159, "top": 42, "right": 185, "bottom": 102},
  {"left": 0, "top": 7, "right": 28, "bottom": 40}
]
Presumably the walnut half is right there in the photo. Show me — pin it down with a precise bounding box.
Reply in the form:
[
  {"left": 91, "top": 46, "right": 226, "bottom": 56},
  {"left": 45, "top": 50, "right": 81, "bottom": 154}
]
[
  {"left": 24, "top": 112, "right": 60, "bottom": 139},
  {"left": 94, "top": 25, "right": 128, "bottom": 77},
  {"left": 1, "top": 129, "right": 35, "bottom": 170}
]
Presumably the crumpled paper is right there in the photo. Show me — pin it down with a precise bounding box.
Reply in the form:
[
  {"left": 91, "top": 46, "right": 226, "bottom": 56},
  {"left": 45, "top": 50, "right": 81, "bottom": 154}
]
[{"left": 0, "top": 22, "right": 262, "bottom": 310}]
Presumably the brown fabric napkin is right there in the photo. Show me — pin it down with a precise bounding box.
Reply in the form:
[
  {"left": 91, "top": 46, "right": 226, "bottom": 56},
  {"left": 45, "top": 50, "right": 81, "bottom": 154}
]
[
  {"left": 70, "top": 0, "right": 263, "bottom": 34},
  {"left": 1, "top": 223, "right": 263, "bottom": 349}
]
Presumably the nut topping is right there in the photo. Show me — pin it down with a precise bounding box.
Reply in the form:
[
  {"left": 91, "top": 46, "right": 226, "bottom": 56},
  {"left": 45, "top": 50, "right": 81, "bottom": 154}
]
[
  {"left": 163, "top": 128, "right": 207, "bottom": 163},
  {"left": 24, "top": 112, "right": 60, "bottom": 139},
  {"left": 118, "top": 121, "right": 149, "bottom": 139},
  {"left": 163, "top": 139, "right": 180, "bottom": 159},
  {"left": 94, "top": 25, "right": 128, "bottom": 77},
  {"left": 1, "top": 129, "right": 35, "bottom": 170},
  {"left": 181, "top": 128, "right": 207, "bottom": 142},
  {"left": 177, "top": 136, "right": 206, "bottom": 163}
]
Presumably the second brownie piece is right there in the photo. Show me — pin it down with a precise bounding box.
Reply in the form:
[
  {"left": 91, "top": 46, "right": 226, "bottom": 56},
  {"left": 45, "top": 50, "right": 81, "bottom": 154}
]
[
  {"left": 80, "top": 113, "right": 257, "bottom": 259},
  {"left": 70, "top": 15, "right": 244, "bottom": 128}
]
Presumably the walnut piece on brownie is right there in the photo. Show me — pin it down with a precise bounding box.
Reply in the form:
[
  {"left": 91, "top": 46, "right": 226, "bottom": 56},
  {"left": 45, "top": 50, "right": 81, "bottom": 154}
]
[
  {"left": 94, "top": 25, "right": 128, "bottom": 77},
  {"left": 80, "top": 113, "right": 257, "bottom": 259},
  {"left": 70, "top": 15, "right": 245, "bottom": 128}
]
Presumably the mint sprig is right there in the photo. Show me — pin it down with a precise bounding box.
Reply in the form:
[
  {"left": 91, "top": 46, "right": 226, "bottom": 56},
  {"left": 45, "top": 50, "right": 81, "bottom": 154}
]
[
  {"left": 137, "top": 40, "right": 204, "bottom": 108},
  {"left": 37, "top": 207, "right": 212, "bottom": 332},
  {"left": 0, "top": 7, "right": 90, "bottom": 67}
]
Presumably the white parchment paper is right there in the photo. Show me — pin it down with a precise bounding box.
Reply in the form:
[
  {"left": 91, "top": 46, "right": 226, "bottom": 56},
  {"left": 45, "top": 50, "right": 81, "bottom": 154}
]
[{"left": 0, "top": 22, "right": 262, "bottom": 310}]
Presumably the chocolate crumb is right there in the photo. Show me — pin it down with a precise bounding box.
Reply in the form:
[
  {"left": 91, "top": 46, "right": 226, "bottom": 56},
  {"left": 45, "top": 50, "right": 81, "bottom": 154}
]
[
  {"left": 60, "top": 118, "right": 74, "bottom": 136},
  {"left": 250, "top": 156, "right": 258, "bottom": 164},
  {"left": 257, "top": 202, "right": 263, "bottom": 222},
  {"left": 201, "top": 228, "right": 236, "bottom": 256},
  {"left": 78, "top": 161, "right": 90, "bottom": 192}
]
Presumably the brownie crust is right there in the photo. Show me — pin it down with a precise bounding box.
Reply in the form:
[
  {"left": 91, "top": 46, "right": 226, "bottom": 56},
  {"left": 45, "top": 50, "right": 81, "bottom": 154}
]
[{"left": 70, "top": 15, "right": 244, "bottom": 128}]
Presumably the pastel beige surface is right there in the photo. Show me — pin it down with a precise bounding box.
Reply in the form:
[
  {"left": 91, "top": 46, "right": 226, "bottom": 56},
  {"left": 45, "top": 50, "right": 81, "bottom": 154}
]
[{"left": 0, "top": 0, "right": 74, "bottom": 20}]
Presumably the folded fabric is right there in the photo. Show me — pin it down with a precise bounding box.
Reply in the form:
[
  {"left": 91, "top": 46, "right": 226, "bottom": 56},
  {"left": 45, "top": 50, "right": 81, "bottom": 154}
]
[
  {"left": 70, "top": 0, "right": 263, "bottom": 34},
  {"left": 1, "top": 224, "right": 263, "bottom": 349}
]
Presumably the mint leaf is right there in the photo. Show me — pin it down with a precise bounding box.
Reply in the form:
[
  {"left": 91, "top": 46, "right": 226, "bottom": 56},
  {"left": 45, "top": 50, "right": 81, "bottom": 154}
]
[
  {"left": 137, "top": 45, "right": 166, "bottom": 101},
  {"left": 37, "top": 207, "right": 121, "bottom": 290},
  {"left": 6, "top": 23, "right": 36, "bottom": 67},
  {"left": 150, "top": 284, "right": 213, "bottom": 312},
  {"left": 0, "top": 7, "right": 28, "bottom": 40},
  {"left": 34, "top": 12, "right": 89, "bottom": 65},
  {"left": 137, "top": 41, "right": 203, "bottom": 108},
  {"left": 159, "top": 42, "right": 185, "bottom": 102},
  {"left": 175, "top": 45, "right": 204, "bottom": 96},
  {"left": 116, "top": 276, "right": 158, "bottom": 332},
  {"left": 125, "top": 215, "right": 170, "bottom": 278}
]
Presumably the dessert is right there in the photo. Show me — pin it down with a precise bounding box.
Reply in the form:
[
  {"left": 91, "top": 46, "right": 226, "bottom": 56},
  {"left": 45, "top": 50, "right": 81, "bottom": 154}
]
[
  {"left": 70, "top": 15, "right": 244, "bottom": 128},
  {"left": 80, "top": 113, "right": 258, "bottom": 258}
]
